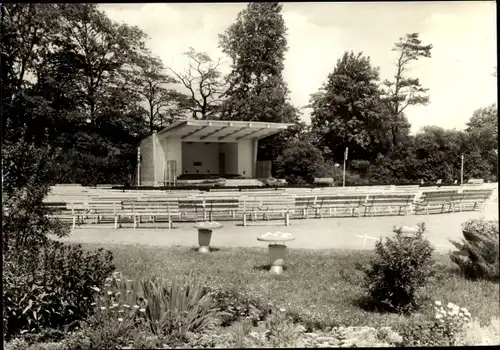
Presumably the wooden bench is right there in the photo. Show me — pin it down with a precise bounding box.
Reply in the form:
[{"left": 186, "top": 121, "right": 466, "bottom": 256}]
[
  {"left": 119, "top": 199, "right": 181, "bottom": 229},
  {"left": 293, "top": 195, "right": 318, "bottom": 218},
  {"left": 86, "top": 201, "right": 121, "bottom": 224},
  {"left": 414, "top": 190, "right": 459, "bottom": 215},
  {"left": 454, "top": 188, "right": 493, "bottom": 212},
  {"left": 178, "top": 197, "right": 205, "bottom": 221},
  {"left": 361, "top": 193, "right": 417, "bottom": 216},
  {"left": 241, "top": 195, "right": 294, "bottom": 226},
  {"left": 310, "top": 194, "right": 370, "bottom": 217},
  {"left": 314, "top": 178, "right": 334, "bottom": 187},
  {"left": 44, "top": 202, "right": 80, "bottom": 230},
  {"left": 201, "top": 197, "right": 240, "bottom": 221}
]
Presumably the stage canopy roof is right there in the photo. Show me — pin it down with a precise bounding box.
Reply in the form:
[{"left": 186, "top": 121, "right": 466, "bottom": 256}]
[{"left": 156, "top": 119, "right": 293, "bottom": 142}]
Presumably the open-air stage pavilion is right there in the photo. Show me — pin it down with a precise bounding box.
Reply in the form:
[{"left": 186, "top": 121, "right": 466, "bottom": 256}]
[{"left": 137, "top": 120, "right": 292, "bottom": 187}]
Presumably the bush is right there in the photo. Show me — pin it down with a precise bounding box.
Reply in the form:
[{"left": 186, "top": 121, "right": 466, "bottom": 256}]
[
  {"left": 2, "top": 141, "right": 69, "bottom": 254},
  {"left": 358, "top": 223, "right": 435, "bottom": 313},
  {"left": 2, "top": 241, "right": 115, "bottom": 340},
  {"left": 449, "top": 219, "right": 499, "bottom": 281},
  {"left": 210, "top": 288, "right": 272, "bottom": 327}
]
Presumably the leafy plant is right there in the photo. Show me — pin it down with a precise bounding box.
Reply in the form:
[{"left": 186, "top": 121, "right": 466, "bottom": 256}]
[
  {"left": 357, "top": 223, "right": 435, "bottom": 313},
  {"left": 432, "top": 300, "right": 471, "bottom": 345},
  {"left": 211, "top": 287, "right": 271, "bottom": 327},
  {"left": 136, "top": 273, "right": 226, "bottom": 341},
  {"left": 449, "top": 219, "right": 499, "bottom": 281},
  {"left": 2, "top": 241, "right": 115, "bottom": 339}
]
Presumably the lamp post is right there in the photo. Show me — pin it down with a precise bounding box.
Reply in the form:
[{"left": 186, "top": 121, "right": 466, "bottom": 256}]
[
  {"left": 460, "top": 154, "right": 464, "bottom": 185},
  {"left": 343, "top": 147, "right": 348, "bottom": 187}
]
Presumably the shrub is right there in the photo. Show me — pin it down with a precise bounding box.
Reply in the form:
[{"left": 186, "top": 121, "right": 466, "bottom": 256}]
[
  {"left": 2, "top": 140, "right": 69, "bottom": 255},
  {"left": 396, "top": 300, "right": 472, "bottom": 346},
  {"left": 210, "top": 288, "right": 271, "bottom": 327},
  {"left": 449, "top": 219, "right": 499, "bottom": 281},
  {"left": 2, "top": 241, "right": 115, "bottom": 340},
  {"left": 358, "top": 223, "right": 435, "bottom": 313}
]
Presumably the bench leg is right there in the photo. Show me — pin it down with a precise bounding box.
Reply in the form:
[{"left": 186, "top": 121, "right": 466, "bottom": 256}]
[
  {"left": 243, "top": 213, "right": 247, "bottom": 227},
  {"left": 285, "top": 212, "right": 290, "bottom": 226},
  {"left": 168, "top": 215, "right": 172, "bottom": 230},
  {"left": 133, "top": 215, "right": 137, "bottom": 229},
  {"left": 114, "top": 216, "right": 118, "bottom": 230},
  {"left": 72, "top": 217, "right": 76, "bottom": 231}
]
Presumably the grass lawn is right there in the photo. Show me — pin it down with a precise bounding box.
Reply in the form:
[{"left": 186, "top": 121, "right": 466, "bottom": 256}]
[{"left": 81, "top": 243, "right": 500, "bottom": 331}]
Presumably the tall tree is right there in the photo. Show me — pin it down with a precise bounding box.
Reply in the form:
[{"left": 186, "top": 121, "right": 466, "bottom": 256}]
[
  {"left": 218, "top": 2, "right": 295, "bottom": 122},
  {"left": 218, "top": 2, "right": 301, "bottom": 169},
  {"left": 129, "top": 54, "right": 181, "bottom": 132},
  {"left": 168, "top": 47, "right": 225, "bottom": 120},
  {"left": 310, "top": 51, "right": 387, "bottom": 164},
  {"left": 382, "top": 33, "right": 432, "bottom": 147},
  {"left": 1, "top": 3, "right": 62, "bottom": 142},
  {"left": 464, "top": 104, "right": 498, "bottom": 181}
]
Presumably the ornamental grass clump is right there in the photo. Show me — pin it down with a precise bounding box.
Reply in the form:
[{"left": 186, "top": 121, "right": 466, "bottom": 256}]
[
  {"left": 358, "top": 223, "right": 435, "bottom": 313},
  {"left": 137, "top": 273, "right": 227, "bottom": 341},
  {"left": 449, "top": 219, "right": 499, "bottom": 281}
]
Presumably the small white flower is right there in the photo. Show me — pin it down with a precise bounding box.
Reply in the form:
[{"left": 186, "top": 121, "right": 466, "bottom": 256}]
[
  {"left": 447, "top": 302, "right": 455, "bottom": 309},
  {"left": 91, "top": 286, "right": 101, "bottom": 292},
  {"left": 100, "top": 307, "right": 106, "bottom": 311},
  {"left": 118, "top": 318, "right": 123, "bottom": 322},
  {"left": 116, "top": 279, "right": 121, "bottom": 282},
  {"left": 139, "top": 308, "right": 146, "bottom": 313},
  {"left": 434, "top": 301, "right": 442, "bottom": 306},
  {"left": 133, "top": 305, "right": 140, "bottom": 309},
  {"left": 279, "top": 308, "right": 286, "bottom": 312},
  {"left": 112, "top": 303, "right": 119, "bottom": 308},
  {"left": 107, "top": 291, "right": 113, "bottom": 296},
  {"left": 435, "top": 313, "right": 442, "bottom": 319},
  {"left": 127, "top": 279, "right": 134, "bottom": 283},
  {"left": 123, "top": 304, "right": 130, "bottom": 308}
]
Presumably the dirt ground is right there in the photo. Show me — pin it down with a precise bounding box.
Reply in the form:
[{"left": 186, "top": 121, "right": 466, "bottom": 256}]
[{"left": 57, "top": 200, "right": 498, "bottom": 253}]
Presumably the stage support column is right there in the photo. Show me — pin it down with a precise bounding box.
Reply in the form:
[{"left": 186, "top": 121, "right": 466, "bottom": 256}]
[{"left": 252, "top": 139, "right": 258, "bottom": 178}]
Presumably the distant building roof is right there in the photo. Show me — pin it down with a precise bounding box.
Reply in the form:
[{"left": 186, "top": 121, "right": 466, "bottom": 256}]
[{"left": 156, "top": 119, "right": 293, "bottom": 142}]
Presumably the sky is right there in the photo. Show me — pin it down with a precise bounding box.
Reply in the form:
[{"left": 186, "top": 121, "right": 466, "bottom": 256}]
[{"left": 101, "top": 1, "right": 497, "bottom": 134}]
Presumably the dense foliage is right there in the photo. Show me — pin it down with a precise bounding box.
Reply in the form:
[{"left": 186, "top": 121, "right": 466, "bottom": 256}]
[
  {"left": 1, "top": 3, "right": 496, "bottom": 185},
  {"left": 3, "top": 241, "right": 114, "bottom": 339},
  {"left": 358, "top": 224, "right": 436, "bottom": 313},
  {"left": 450, "top": 219, "right": 499, "bottom": 281}
]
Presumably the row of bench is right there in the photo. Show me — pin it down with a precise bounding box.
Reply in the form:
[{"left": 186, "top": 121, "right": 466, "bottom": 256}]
[{"left": 44, "top": 188, "right": 494, "bottom": 230}]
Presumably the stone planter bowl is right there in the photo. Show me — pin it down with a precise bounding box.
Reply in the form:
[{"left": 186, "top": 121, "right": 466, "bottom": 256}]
[{"left": 194, "top": 221, "right": 223, "bottom": 253}]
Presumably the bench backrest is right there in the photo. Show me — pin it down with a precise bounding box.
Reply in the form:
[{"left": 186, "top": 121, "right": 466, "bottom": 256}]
[
  {"left": 88, "top": 201, "right": 120, "bottom": 213},
  {"left": 365, "top": 193, "right": 417, "bottom": 205},
  {"left": 242, "top": 195, "right": 294, "bottom": 210},
  {"left": 121, "top": 200, "right": 179, "bottom": 213},
  {"left": 419, "top": 190, "right": 458, "bottom": 203},
  {"left": 459, "top": 189, "right": 493, "bottom": 201}
]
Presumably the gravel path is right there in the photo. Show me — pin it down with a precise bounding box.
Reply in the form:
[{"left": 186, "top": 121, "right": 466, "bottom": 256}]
[{"left": 58, "top": 201, "right": 498, "bottom": 252}]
